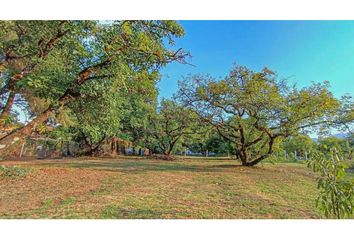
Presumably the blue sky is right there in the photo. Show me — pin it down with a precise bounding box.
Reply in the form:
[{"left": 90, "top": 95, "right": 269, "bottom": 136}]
[{"left": 158, "top": 21, "right": 354, "bottom": 100}]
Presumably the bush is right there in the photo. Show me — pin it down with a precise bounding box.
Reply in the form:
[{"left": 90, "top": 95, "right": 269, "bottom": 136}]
[
  {"left": 0, "top": 165, "right": 31, "bottom": 178},
  {"left": 307, "top": 149, "right": 354, "bottom": 219}
]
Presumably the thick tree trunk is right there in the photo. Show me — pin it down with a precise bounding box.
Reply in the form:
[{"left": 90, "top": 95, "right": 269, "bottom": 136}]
[
  {"left": 240, "top": 137, "right": 275, "bottom": 166},
  {"left": 0, "top": 106, "right": 54, "bottom": 157},
  {"left": 238, "top": 148, "right": 249, "bottom": 166},
  {"left": 162, "top": 146, "right": 174, "bottom": 156},
  {"left": 88, "top": 135, "right": 106, "bottom": 157},
  {"left": 121, "top": 146, "right": 126, "bottom": 155}
]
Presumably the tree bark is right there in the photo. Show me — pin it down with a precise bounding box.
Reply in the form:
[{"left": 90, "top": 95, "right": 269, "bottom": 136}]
[
  {"left": 0, "top": 56, "right": 113, "bottom": 156},
  {"left": 240, "top": 137, "right": 275, "bottom": 166},
  {"left": 110, "top": 138, "right": 117, "bottom": 156},
  {"left": 0, "top": 106, "right": 54, "bottom": 157}
]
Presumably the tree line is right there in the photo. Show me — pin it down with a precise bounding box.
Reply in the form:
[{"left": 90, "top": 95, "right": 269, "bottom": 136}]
[{"left": 1, "top": 20, "right": 353, "bottom": 166}]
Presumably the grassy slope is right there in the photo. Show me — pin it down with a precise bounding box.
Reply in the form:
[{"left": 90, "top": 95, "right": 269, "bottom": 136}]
[{"left": 0, "top": 157, "right": 324, "bottom": 219}]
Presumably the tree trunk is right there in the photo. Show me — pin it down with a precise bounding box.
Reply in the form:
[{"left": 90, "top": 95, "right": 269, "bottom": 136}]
[
  {"left": 0, "top": 55, "right": 114, "bottom": 157},
  {"left": 0, "top": 106, "right": 54, "bottom": 157},
  {"left": 163, "top": 147, "right": 173, "bottom": 156},
  {"left": 238, "top": 148, "right": 248, "bottom": 165},
  {"left": 110, "top": 138, "right": 116, "bottom": 156}
]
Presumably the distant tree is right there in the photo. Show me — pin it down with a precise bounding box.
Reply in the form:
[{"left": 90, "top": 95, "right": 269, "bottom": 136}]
[
  {"left": 148, "top": 99, "right": 198, "bottom": 156},
  {"left": 204, "top": 133, "right": 232, "bottom": 155},
  {"left": 181, "top": 124, "right": 212, "bottom": 156},
  {"left": 177, "top": 65, "right": 341, "bottom": 166},
  {"left": 335, "top": 95, "right": 354, "bottom": 134},
  {"left": 318, "top": 136, "right": 353, "bottom": 160},
  {"left": 282, "top": 134, "right": 316, "bottom": 159}
]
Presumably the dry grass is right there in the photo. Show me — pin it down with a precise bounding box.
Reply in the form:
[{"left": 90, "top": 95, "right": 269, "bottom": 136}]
[{"left": 0, "top": 156, "right": 324, "bottom": 219}]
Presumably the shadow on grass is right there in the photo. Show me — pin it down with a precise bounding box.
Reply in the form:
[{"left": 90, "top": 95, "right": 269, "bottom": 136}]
[
  {"left": 37, "top": 159, "right": 248, "bottom": 173},
  {"left": 101, "top": 204, "right": 173, "bottom": 219},
  {"left": 206, "top": 164, "right": 245, "bottom": 169}
]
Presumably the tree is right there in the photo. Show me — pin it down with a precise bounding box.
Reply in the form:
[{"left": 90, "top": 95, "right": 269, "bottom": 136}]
[
  {"left": 335, "top": 95, "right": 354, "bottom": 134},
  {"left": 66, "top": 85, "right": 123, "bottom": 156},
  {"left": 282, "top": 134, "right": 316, "bottom": 159},
  {"left": 0, "top": 20, "right": 188, "bottom": 157},
  {"left": 0, "top": 21, "right": 72, "bottom": 125},
  {"left": 180, "top": 123, "right": 212, "bottom": 156},
  {"left": 318, "top": 136, "right": 353, "bottom": 160},
  {"left": 204, "top": 133, "right": 232, "bottom": 155},
  {"left": 118, "top": 72, "right": 159, "bottom": 154},
  {"left": 148, "top": 99, "right": 198, "bottom": 156},
  {"left": 177, "top": 65, "right": 340, "bottom": 166}
]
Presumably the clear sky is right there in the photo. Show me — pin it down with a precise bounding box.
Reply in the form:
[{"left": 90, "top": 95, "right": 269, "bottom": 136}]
[{"left": 158, "top": 20, "right": 354, "bottom": 100}]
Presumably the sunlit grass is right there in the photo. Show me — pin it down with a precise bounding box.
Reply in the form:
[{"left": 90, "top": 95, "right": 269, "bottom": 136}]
[{"left": 0, "top": 157, "right": 324, "bottom": 219}]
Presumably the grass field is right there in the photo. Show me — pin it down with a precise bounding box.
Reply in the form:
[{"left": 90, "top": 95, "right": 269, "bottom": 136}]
[{"left": 0, "top": 157, "right": 325, "bottom": 219}]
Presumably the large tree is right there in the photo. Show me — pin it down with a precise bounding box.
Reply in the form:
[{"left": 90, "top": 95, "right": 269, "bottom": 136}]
[
  {"left": 0, "top": 20, "right": 188, "bottom": 157},
  {"left": 177, "top": 65, "right": 341, "bottom": 166},
  {"left": 0, "top": 21, "right": 72, "bottom": 124},
  {"left": 118, "top": 71, "right": 159, "bottom": 153}
]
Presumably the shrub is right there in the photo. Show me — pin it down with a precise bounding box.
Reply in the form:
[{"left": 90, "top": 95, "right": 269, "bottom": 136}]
[{"left": 307, "top": 149, "right": 354, "bottom": 219}]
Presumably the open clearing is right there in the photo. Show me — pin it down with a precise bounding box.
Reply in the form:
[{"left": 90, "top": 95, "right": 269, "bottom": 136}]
[{"left": 0, "top": 157, "right": 324, "bottom": 219}]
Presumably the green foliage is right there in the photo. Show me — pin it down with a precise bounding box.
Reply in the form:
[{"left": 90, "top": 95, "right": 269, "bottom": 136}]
[
  {"left": 204, "top": 134, "right": 230, "bottom": 154},
  {"left": 183, "top": 128, "right": 232, "bottom": 155},
  {"left": 0, "top": 165, "right": 31, "bottom": 178},
  {"left": 307, "top": 150, "right": 354, "bottom": 219},
  {"left": 318, "top": 137, "right": 353, "bottom": 158},
  {"left": 147, "top": 99, "right": 199, "bottom": 155},
  {"left": 1, "top": 21, "right": 187, "bottom": 151},
  {"left": 335, "top": 95, "right": 354, "bottom": 133},
  {"left": 118, "top": 73, "right": 159, "bottom": 146},
  {"left": 177, "top": 65, "right": 341, "bottom": 166},
  {"left": 282, "top": 134, "right": 316, "bottom": 160}
]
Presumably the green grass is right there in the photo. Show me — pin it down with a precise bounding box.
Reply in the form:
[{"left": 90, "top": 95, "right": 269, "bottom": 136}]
[
  {"left": 0, "top": 165, "right": 31, "bottom": 178},
  {"left": 0, "top": 157, "right": 326, "bottom": 219}
]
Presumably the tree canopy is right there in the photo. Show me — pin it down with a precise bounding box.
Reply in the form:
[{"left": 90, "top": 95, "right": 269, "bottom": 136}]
[
  {"left": 0, "top": 20, "right": 188, "bottom": 156},
  {"left": 146, "top": 99, "right": 198, "bottom": 156},
  {"left": 1, "top": 21, "right": 353, "bottom": 167},
  {"left": 177, "top": 65, "right": 341, "bottom": 166}
]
